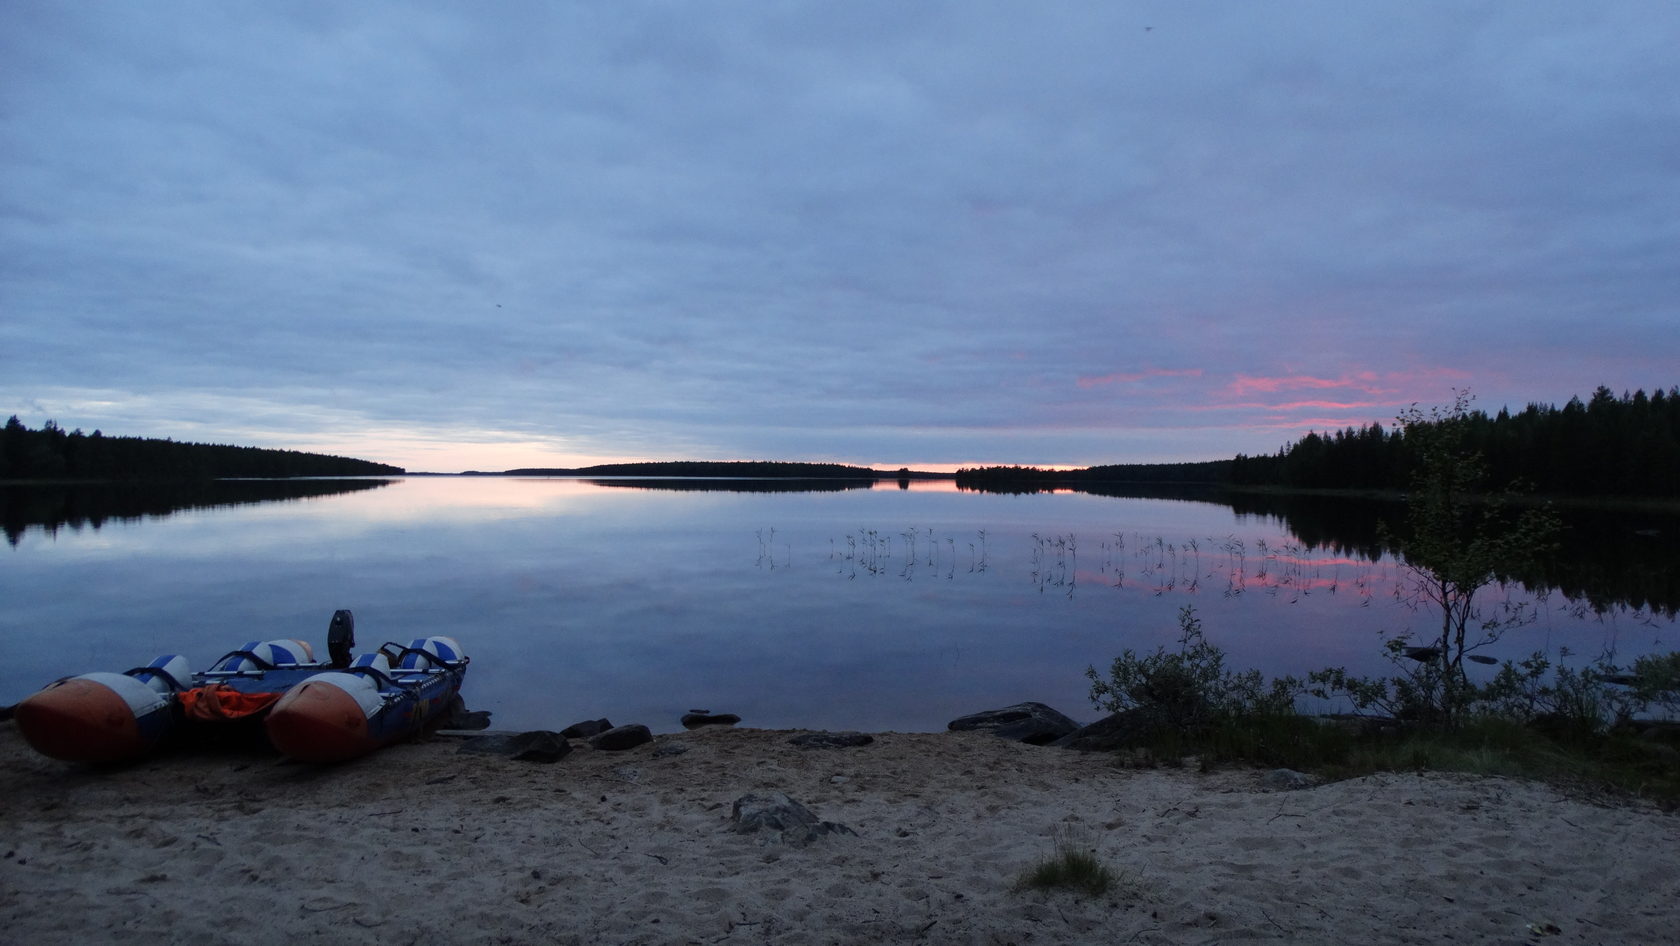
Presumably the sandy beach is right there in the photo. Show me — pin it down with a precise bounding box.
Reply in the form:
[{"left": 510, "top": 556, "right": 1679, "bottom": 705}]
[{"left": 3, "top": 722, "right": 1676, "bottom": 945}]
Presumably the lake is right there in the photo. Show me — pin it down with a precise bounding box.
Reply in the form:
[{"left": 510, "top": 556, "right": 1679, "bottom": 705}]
[{"left": 3, "top": 477, "right": 1675, "bottom": 733}]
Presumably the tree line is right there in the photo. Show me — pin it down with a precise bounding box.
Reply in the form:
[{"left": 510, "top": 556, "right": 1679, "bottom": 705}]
[
  {"left": 953, "top": 460, "right": 1234, "bottom": 493},
  {"left": 1230, "top": 386, "right": 1679, "bottom": 497},
  {"left": 492, "top": 460, "right": 880, "bottom": 478},
  {"left": 1, "top": 417, "right": 404, "bottom": 480},
  {"left": 957, "top": 386, "right": 1680, "bottom": 500}
]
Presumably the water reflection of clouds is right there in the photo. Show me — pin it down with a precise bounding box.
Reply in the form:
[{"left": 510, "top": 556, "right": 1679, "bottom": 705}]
[
  {"left": 146, "top": 478, "right": 648, "bottom": 552},
  {"left": 4, "top": 479, "right": 1673, "bottom": 732},
  {"left": 333, "top": 477, "right": 614, "bottom": 520}
]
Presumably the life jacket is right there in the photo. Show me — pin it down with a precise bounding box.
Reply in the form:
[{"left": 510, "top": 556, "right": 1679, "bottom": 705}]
[{"left": 178, "top": 684, "right": 284, "bottom": 721}]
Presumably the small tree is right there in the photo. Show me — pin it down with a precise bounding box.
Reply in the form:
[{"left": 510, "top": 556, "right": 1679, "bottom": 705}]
[{"left": 1311, "top": 392, "right": 1560, "bottom": 726}]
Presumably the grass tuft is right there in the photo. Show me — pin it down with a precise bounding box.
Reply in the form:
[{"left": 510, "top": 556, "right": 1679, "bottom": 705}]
[{"left": 1015, "top": 827, "right": 1119, "bottom": 897}]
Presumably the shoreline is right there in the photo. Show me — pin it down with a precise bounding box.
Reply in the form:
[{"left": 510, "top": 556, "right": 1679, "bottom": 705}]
[{"left": 3, "top": 723, "right": 1677, "bottom": 945}]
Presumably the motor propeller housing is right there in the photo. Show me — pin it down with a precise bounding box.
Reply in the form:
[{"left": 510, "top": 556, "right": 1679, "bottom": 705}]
[{"left": 327, "top": 609, "right": 355, "bottom": 668}]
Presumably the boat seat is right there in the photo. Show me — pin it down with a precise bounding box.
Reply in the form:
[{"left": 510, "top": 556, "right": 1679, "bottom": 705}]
[
  {"left": 213, "top": 639, "right": 315, "bottom": 673},
  {"left": 131, "top": 654, "right": 192, "bottom": 693},
  {"left": 351, "top": 653, "right": 391, "bottom": 673},
  {"left": 211, "top": 641, "right": 266, "bottom": 673},
  {"left": 396, "top": 641, "right": 441, "bottom": 671},
  {"left": 395, "top": 636, "right": 465, "bottom": 672},
  {"left": 264, "top": 639, "right": 314, "bottom": 666}
]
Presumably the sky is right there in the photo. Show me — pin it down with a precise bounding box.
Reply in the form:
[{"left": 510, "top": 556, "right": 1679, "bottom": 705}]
[{"left": 3, "top": 2, "right": 1677, "bottom": 473}]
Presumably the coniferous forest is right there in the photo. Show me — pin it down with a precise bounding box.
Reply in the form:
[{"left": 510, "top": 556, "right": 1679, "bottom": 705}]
[
  {"left": 0, "top": 417, "right": 404, "bottom": 480},
  {"left": 7, "top": 385, "right": 1676, "bottom": 496},
  {"left": 493, "top": 460, "right": 881, "bottom": 478},
  {"left": 957, "top": 386, "right": 1680, "bottom": 500}
]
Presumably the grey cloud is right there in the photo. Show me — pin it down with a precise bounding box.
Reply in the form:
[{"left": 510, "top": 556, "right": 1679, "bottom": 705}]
[{"left": 3, "top": 2, "right": 1677, "bottom": 469}]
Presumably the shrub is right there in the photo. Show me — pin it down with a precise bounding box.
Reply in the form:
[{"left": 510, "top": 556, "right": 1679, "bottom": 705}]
[
  {"left": 1312, "top": 648, "right": 1679, "bottom": 740},
  {"left": 1087, "top": 605, "right": 1301, "bottom": 728}
]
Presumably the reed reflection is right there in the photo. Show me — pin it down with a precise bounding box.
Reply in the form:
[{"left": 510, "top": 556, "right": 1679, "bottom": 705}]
[{"left": 954, "top": 481, "right": 1680, "bottom": 617}]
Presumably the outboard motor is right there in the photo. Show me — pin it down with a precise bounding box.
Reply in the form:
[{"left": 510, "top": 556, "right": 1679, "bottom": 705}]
[{"left": 327, "top": 609, "right": 356, "bottom": 668}]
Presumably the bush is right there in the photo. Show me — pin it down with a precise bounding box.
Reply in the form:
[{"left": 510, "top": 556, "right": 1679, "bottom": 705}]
[
  {"left": 1312, "top": 648, "right": 1680, "bottom": 740},
  {"left": 1087, "top": 605, "right": 1301, "bottom": 729}
]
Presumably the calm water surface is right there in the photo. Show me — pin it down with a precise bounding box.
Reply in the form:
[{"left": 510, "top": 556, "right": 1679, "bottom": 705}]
[{"left": 3, "top": 477, "right": 1673, "bottom": 732}]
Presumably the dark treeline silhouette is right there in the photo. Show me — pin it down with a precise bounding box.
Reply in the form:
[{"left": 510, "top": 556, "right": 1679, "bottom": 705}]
[
  {"left": 493, "top": 460, "right": 882, "bottom": 478},
  {"left": 1229, "top": 386, "right": 1680, "bottom": 497},
  {"left": 3, "top": 479, "right": 394, "bottom": 546},
  {"left": 1, "top": 417, "right": 404, "bottom": 480},
  {"left": 955, "top": 460, "right": 1233, "bottom": 494},
  {"left": 956, "top": 386, "right": 1680, "bottom": 500}
]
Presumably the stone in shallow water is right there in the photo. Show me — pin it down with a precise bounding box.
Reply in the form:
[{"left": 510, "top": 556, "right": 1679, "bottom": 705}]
[{"left": 680, "top": 711, "right": 742, "bottom": 729}]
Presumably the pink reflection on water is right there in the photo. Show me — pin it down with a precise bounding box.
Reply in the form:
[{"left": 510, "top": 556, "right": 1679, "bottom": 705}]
[{"left": 320, "top": 476, "right": 639, "bottom": 522}]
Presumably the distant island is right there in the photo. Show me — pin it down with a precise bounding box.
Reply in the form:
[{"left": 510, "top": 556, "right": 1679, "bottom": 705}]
[
  {"left": 1, "top": 417, "right": 404, "bottom": 480},
  {"left": 469, "top": 460, "right": 942, "bottom": 480}
]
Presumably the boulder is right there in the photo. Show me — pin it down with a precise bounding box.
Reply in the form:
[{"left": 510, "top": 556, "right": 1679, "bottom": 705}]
[
  {"left": 589, "top": 724, "right": 653, "bottom": 752},
  {"left": 789, "top": 732, "right": 874, "bottom": 749},
  {"left": 507, "top": 731, "right": 572, "bottom": 764},
  {"left": 453, "top": 730, "right": 571, "bottom": 763},
  {"left": 729, "top": 792, "right": 855, "bottom": 846},
  {"left": 1049, "top": 709, "right": 1151, "bottom": 751},
  {"left": 561, "top": 718, "right": 614, "bottom": 739},
  {"left": 438, "top": 705, "right": 493, "bottom": 731},
  {"left": 947, "top": 702, "right": 1080, "bottom": 745},
  {"left": 680, "top": 711, "right": 742, "bottom": 730}
]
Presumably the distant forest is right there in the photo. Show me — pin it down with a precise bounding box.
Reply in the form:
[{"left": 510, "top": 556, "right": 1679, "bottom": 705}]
[
  {"left": 1, "top": 417, "right": 404, "bottom": 480},
  {"left": 492, "top": 460, "right": 884, "bottom": 478},
  {"left": 957, "top": 386, "right": 1680, "bottom": 500}
]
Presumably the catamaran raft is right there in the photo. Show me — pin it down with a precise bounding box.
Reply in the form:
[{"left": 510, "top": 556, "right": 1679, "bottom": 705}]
[{"left": 13, "top": 610, "right": 469, "bottom": 764}]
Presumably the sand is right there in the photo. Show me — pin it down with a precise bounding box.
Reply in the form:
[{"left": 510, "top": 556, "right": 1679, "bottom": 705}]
[{"left": 2, "top": 723, "right": 1676, "bottom": 945}]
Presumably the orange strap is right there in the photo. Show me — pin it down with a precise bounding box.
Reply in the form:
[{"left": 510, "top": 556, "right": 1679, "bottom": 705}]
[{"left": 178, "top": 684, "right": 284, "bottom": 721}]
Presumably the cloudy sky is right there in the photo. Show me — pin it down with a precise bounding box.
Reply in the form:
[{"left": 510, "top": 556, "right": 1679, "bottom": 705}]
[{"left": 3, "top": 2, "right": 1676, "bottom": 472}]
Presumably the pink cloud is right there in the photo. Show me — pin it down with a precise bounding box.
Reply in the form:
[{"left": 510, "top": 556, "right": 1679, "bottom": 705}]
[
  {"left": 1223, "top": 368, "right": 1474, "bottom": 401},
  {"left": 1185, "top": 399, "right": 1396, "bottom": 413},
  {"left": 1267, "top": 399, "right": 1388, "bottom": 411},
  {"left": 1226, "top": 372, "right": 1385, "bottom": 397}
]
